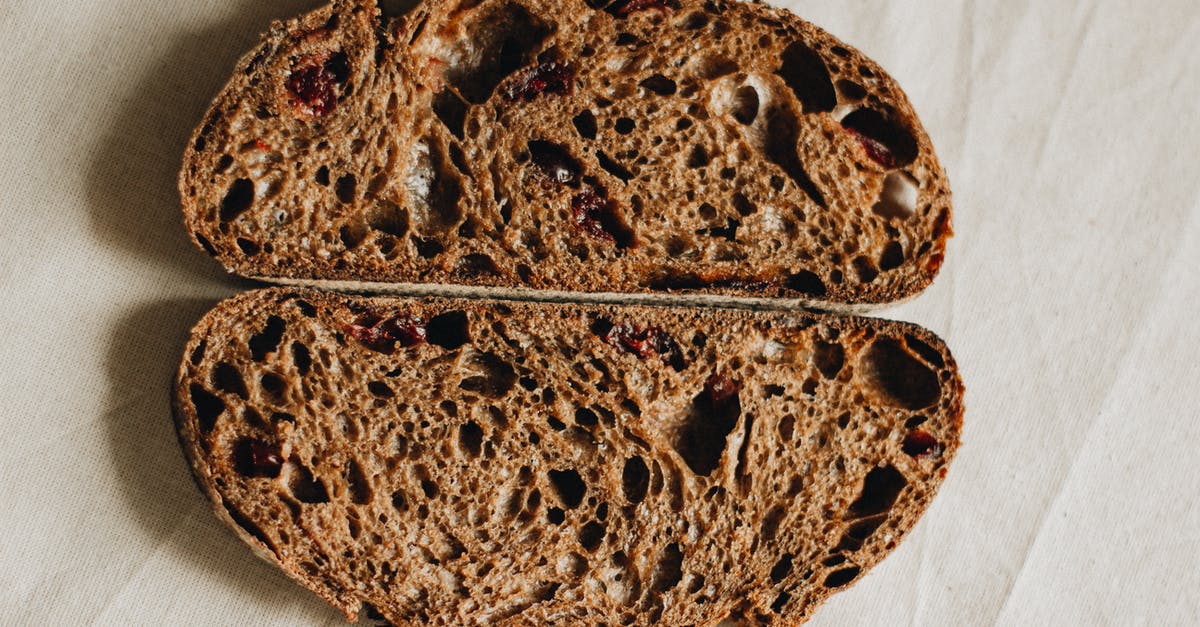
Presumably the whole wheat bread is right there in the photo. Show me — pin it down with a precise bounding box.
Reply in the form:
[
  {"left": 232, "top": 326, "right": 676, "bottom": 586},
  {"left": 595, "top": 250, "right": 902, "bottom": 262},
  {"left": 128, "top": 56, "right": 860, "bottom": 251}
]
[
  {"left": 174, "top": 288, "right": 962, "bottom": 624},
  {"left": 180, "top": 0, "right": 953, "bottom": 308}
]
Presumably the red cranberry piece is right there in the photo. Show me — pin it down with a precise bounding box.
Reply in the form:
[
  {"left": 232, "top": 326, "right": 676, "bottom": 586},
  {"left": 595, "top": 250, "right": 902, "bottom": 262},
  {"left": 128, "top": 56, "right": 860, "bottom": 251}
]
[
  {"left": 840, "top": 108, "right": 918, "bottom": 169},
  {"left": 704, "top": 372, "right": 741, "bottom": 406},
  {"left": 611, "top": 0, "right": 671, "bottom": 17},
  {"left": 234, "top": 438, "right": 283, "bottom": 478},
  {"left": 286, "top": 54, "right": 338, "bottom": 118},
  {"left": 346, "top": 313, "right": 427, "bottom": 354},
  {"left": 902, "top": 429, "right": 943, "bottom": 459},
  {"left": 504, "top": 62, "right": 575, "bottom": 101},
  {"left": 377, "top": 314, "right": 427, "bottom": 347},
  {"left": 605, "top": 323, "right": 686, "bottom": 371},
  {"left": 572, "top": 189, "right": 615, "bottom": 242},
  {"left": 845, "top": 127, "right": 898, "bottom": 169}
]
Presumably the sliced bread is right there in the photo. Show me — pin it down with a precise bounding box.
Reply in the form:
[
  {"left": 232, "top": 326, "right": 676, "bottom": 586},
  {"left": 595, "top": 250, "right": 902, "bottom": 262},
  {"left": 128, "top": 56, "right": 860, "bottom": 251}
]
[
  {"left": 179, "top": 0, "right": 953, "bottom": 308},
  {"left": 174, "top": 288, "right": 963, "bottom": 624}
]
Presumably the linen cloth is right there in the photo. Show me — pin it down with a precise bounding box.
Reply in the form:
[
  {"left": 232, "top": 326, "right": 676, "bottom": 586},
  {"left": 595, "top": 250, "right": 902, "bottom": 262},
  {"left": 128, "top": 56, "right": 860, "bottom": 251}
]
[{"left": 0, "top": 0, "right": 1197, "bottom": 624}]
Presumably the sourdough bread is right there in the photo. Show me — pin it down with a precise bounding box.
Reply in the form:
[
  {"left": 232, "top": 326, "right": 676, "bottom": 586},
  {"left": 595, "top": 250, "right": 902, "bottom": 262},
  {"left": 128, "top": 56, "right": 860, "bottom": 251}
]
[
  {"left": 174, "top": 288, "right": 963, "bottom": 624},
  {"left": 180, "top": 0, "right": 952, "bottom": 308}
]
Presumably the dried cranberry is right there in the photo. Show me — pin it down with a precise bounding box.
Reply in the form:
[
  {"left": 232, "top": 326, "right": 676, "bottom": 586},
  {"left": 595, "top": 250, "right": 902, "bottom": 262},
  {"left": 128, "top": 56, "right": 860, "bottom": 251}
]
[
  {"left": 234, "top": 438, "right": 283, "bottom": 478},
  {"left": 605, "top": 323, "right": 686, "bottom": 371},
  {"left": 286, "top": 54, "right": 338, "bottom": 118},
  {"left": 504, "top": 62, "right": 575, "bottom": 101},
  {"left": 704, "top": 372, "right": 741, "bottom": 406},
  {"left": 902, "top": 429, "right": 943, "bottom": 459},
  {"left": 610, "top": 0, "right": 671, "bottom": 17},
  {"left": 845, "top": 127, "right": 899, "bottom": 169},
  {"left": 345, "top": 313, "right": 426, "bottom": 354},
  {"left": 572, "top": 189, "right": 615, "bottom": 242},
  {"left": 571, "top": 189, "right": 633, "bottom": 247}
]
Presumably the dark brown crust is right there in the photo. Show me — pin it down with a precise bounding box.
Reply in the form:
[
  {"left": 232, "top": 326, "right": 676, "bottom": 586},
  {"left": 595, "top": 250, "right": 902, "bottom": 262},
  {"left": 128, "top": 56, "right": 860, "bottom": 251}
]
[
  {"left": 179, "top": 0, "right": 952, "bottom": 308},
  {"left": 174, "top": 288, "right": 963, "bottom": 624}
]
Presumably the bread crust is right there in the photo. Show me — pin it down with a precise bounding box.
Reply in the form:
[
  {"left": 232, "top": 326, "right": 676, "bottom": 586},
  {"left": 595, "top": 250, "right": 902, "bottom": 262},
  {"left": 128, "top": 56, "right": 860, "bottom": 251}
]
[
  {"left": 174, "top": 288, "right": 963, "bottom": 624},
  {"left": 179, "top": 0, "right": 952, "bottom": 308}
]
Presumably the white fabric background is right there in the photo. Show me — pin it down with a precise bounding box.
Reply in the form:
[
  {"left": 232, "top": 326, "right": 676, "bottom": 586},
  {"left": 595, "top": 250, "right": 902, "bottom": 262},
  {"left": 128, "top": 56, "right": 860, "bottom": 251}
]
[{"left": 1, "top": 0, "right": 1197, "bottom": 624}]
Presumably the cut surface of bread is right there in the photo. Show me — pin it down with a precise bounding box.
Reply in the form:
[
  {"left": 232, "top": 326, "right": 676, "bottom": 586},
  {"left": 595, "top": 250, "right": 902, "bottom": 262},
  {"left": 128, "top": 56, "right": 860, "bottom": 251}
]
[
  {"left": 180, "top": 0, "right": 953, "bottom": 307},
  {"left": 174, "top": 288, "right": 963, "bottom": 624}
]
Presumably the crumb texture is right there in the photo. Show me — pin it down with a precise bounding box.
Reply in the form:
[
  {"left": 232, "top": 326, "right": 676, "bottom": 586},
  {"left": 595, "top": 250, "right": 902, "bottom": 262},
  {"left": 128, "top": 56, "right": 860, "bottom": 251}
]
[
  {"left": 174, "top": 288, "right": 963, "bottom": 625},
  {"left": 180, "top": 0, "right": 952, "bottom": 306}
]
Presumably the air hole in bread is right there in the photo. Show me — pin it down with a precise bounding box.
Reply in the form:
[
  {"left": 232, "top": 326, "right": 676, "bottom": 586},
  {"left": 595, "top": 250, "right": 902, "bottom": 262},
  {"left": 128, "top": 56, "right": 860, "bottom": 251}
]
[
  {"left": 573, "top": 110, "right": 598, "bottom": 139},
  {"left": 284, "top": 459, "right": 329, "bottom": 504},
  {"left": 426, "top": 311, "right": 470, "bottom": 349},
  {"left": 213, "top": 362, "right": 249, "bottom": 400},
  {"left": 615, "top": 117, "right": 636, "bottom": 134},
  {"left": 675, "top": 117, "right": 693, "bottom": 131},
  {"left": 777, "top": 414, "right": 795, "bottom": 441},
  {"left": 215, "top": 154, "right": 234, "bottom": 174},
  {"left": 345, "top": 458, "right": 372, "bottom": 505},
  {"left": 413, "top": 236, "right": 444, "bottom": 259},
  {"left": 777, "top": 41, "right": 835, "bottom": 114},
  {"left": 549, "top": 469, "right": 587, "bottom": 509},
  {"left": 458, "top": 420, "right": 484, "bottom": 457},
  {"left": 687, "top": 145, "right": 710, "bottom": 168},
  {"left": 290, "top": 342, "right": 311, "bottom": 375},
  {"left": 675, "top": 374, "right": 741, "bottom": 476},
  {"left": 860, "top": 339, "right": 939, "bottom": 410},
  {"left": 852, "top": 256, "right": 879, "bottom": 283},
  {"left": 441, "top": 4, "right": 551, "bottom": 104},
  {"left": 579, "top": 520, "right": 605, "bottom": 551},
  {"left": 692, "top": 53, "right": 738, "bottom": 80},
  {"left": 812, "top": 340, "right": 844, "bottom": 380},
  {"left": 676, "top": 10, "right": 708, "bottom": 29},
  {"left": 194, "top": 233, "right": 218, "bottom": 257},
  {"left": 458, "top": 350, "right": 517, "bottom": 397},
  {"left": 260, "top": 372, "right": 286, "bottom": 403},
  {"left": 823, "top": 565, "right": 861, "bottom": 589},
  {"left": 651, "top": 543, "right": 684, "bottom": 593},
  {"left": 842, "top": 109, "right": 919, "bottom": 168},
  {"left": 528, "top": 140, "right": 582, "bottom": 186},
  {"left": 188, "top": 381, "right": 224, "bottom": 432},
  {"left": 873, "top": 171, "right": 919, "bottom": 220},
  {"left": 339, "top": 221, "right": 368, "bottom": 249},
  {"left": 904, "top": 335, "right": 945, "bottom": 368},
  {"left": 879, "top": 240, "right": 905, "bottom": 271},
  {"left": 314, "top": 165, "right": 330, "bottom": 186},
  {"left": 761, "top": 505, "right": 785, "bottom": 541},
  {"left": 546, "top": 506, "right": 565, "bottom": 525},
  {"left": 835, "top": 79, "right": 867, "bottom": 102},
  {"left": 596, "top": 151, "right": 634, "bottom": 182},
  {"left": 432, "top": 90, "right": 467, "bottom": 138},
  {"left": 235, "top": 238, "right": 260, "bottom": 256},
  {"left": 729, "top": 85, "right": 760, "bottom": 125},
  {"left": 770, "top": 554, "right": 794, "bottom": 583},
  {"left": 621, "top": 456, "right": 649, "bottom": 503},
  {"left": 785, "top": 270, "right": 826, "bottom": 297},
  {"left": 574, "top": 407, "right": 599, "bottom": 428},
  {"left": 455, "top": 253, "right": 500, "bottom": 279},
  {"left": 763, "top": 107, "right": 827, "bottom": 207},
  {"left": 335, "top": 174, "right": 357, "bottom": 204},
  {"left": 639, "top": 74, "right": 677, "bottom": 96},
  {"left": 219, "top": 178, "right": 255, "bottom": 222},
  {"left": 614, "top": 31, "right": 639, "bottom": 46},
  {"left": 848, "top": 465, "right": 906, "bottom": 519},
  {"left": 248, "top": 316, "right": 286, "bottom": 362},
  {"left": 367, "top": 380, "right": 394, "bottom": 398}
]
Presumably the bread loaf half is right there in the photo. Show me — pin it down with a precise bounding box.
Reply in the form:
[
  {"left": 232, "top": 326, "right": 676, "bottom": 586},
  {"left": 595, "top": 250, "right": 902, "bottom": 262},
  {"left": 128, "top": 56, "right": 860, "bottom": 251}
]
[
  {"left": 180, "top": 0, "right": 953, "bottom": 308},
  {"left": 174, "top": 288, "right": 963, "bottom": 624}
]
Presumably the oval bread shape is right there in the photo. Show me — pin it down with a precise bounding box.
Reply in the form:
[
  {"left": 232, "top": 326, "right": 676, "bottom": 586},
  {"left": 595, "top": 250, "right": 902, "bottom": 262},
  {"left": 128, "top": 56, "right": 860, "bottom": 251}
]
[
  {"left": 179, "top": 0, "right": 952, "bottom": 307},
  {"left": 173, "top": 288, "right": 963, "bottom": 624}
]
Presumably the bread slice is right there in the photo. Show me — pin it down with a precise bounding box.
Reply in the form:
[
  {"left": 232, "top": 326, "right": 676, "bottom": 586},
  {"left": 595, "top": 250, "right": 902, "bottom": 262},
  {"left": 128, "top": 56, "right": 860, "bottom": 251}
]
[
  {"left": 174, "top": 288, "right": 962, "bottom": 624},
  {"left": 179, "top": 0, "right": 952, "bottom": 308}
]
